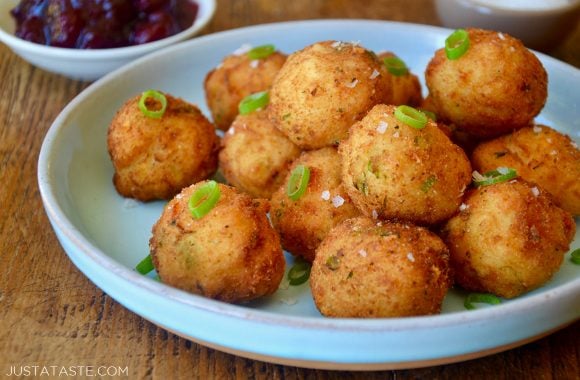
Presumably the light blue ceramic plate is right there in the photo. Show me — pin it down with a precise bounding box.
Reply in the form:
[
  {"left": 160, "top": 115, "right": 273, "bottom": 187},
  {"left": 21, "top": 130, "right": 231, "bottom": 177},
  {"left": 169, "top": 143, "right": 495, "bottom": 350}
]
[{"left": 38, "top": 20, "right": 580, "bottom": 370}]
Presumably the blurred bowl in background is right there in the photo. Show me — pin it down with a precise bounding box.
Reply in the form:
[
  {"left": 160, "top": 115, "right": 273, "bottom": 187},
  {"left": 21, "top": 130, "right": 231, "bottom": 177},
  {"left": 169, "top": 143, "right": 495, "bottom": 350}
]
[
  {"left": 0, "top": 0, "right": 216, "bottom": 81},
  {"left": 435, "top": 0, "right": 580, "bottom": 51}
]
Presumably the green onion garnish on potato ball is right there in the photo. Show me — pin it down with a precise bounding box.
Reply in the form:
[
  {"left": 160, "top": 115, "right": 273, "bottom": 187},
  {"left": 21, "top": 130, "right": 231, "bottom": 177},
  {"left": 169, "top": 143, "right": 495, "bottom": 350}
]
[
  {"left": 445, "top": 29, "right": 470, "bottom": 60},
  {"left": 138, "top": 89, "right": 167, "bottom": 119},
  {"left": 394, "top": 105, "right": 428, "bottom": 129},
  {"left": 247, "top": 44, "right": 276, "bottom": 60},
  {"left": 239, "top": 91, "right": 270, "bottom": 115},
  {"left": 473, "top": 167, "right": 517, "bottom": 187},
  {"left": 188, "top": 181, "right": 221, "bottom": 219},
  {"left": 383, "top": 56, "right": 409, "bottom": 76},
  {"left": 287, "top": 165, "right": 310, "bottom": 201}
]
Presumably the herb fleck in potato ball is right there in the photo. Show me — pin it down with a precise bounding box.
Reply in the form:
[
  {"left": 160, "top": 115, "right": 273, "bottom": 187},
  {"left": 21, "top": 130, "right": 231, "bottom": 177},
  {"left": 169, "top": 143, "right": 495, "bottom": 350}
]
[
  {"left": 219, "top": 109, "right": 301, "bottom": 199},
  {"left": 310, "top": 217, "right": 451, "bottom": 318},
  {"left": 377, "top": 51, "right": 423, "bottom": 107},
  {"left": 471, "top": 125, "right": 580, "bottom": 216},
  {"left": 340, "top": 104, "right": 472, "bottom": 225},
  {"left": 269, "top": 40, "right": 392, "bottom": 150},
  {"left": 150, "top": 181, "right": 285, "bottom": 303},
  {"left": 441, "top": 179, "right": 576, "bottom": 299},
  {"left": 204, "top": 45, "right": 287, "bottom": 130},
  {"left": 270, "top": 147, "right": 360, "bottom": 262},
  {"left": 425, "top": 28, "right": 548, "bottom": 139},
  {"left": 107, "top": 91, "right": 219, "bottom": 201}
]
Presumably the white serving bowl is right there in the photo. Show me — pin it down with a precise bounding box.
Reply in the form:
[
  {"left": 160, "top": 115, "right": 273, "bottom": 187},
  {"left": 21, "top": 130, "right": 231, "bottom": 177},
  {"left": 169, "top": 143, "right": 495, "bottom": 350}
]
[
  {"left": 0, "top": 0, "right": 216, "bottom": 81},
  {"left": 435, "top": 0, "right": 580, "bottom": 51}
]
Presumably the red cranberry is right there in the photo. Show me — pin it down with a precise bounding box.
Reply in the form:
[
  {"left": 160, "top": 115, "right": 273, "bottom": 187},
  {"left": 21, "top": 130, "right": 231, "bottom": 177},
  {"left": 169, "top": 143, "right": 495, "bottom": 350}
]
[
  {"left": 14, "top": 16, "right": 47, "bottom": 44},
  {"left": 131, "top": 11, "right": 177, "bottom": 45},
  {"left": 132, "top": 0, "right": 171, "bottom": 13}
]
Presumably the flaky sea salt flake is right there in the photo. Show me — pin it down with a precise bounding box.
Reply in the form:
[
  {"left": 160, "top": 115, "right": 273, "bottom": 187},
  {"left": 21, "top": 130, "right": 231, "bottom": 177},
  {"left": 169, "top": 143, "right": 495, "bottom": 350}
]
[
  {"left": 332, "top": 195, "right": 345, "bottom": 208},
  {"left": 376, "top": 121, "right": 388, "bottom": 134},
  {"left": 345, "top": 78, "right": 359, "bottom": 88}
]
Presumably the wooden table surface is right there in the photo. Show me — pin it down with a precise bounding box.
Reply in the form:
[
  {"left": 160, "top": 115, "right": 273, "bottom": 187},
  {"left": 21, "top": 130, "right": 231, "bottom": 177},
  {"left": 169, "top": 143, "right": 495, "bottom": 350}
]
[{"left": 1, "top": 0, "right": 578, "bottom": 378}]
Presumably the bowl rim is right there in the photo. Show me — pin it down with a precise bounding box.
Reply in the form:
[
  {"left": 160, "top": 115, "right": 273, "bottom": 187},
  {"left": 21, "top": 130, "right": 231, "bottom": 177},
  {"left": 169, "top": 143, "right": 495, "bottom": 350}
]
[
  {"left": 447, "top": 0, "right": 580, "bottom": 16},
  {"left": 0, "top": 0, "right": 216, "bottom": 60}
]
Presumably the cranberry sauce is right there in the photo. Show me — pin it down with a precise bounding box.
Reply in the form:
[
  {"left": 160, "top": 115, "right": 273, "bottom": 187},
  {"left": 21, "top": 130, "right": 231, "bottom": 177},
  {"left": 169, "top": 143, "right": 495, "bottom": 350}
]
[{"left": 11, "top": 0, "right": 199, "bottom": 49}]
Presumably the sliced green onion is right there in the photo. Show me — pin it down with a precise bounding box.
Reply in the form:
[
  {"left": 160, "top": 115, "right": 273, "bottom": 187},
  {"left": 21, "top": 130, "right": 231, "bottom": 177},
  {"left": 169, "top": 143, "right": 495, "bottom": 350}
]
[
  {"left": 247, "top": 44, "right": 275, "bottom": 60},
  {"left": 394, "top": 105, "right": 428, "bottom": 129},
  {"left": 286, "top": 165, "right": 310, "bottom": 201},
  {"left": 287, "top": 259, "right": 311, "bottom": 285},
  {"left": 464, "top": 293, "right": 501, "bottom": 310},
  {"left": 420, "top": 109, "right": 437, "bottom": 121},
  {"left": 570, "top": 248, "right": 580, "bottom": 265},
  {"left": 138, "top": 90, "right": 167, "bottom": 119},
  {"left": 325, "top": 255, "right": 340, "bottom": 270},
  {"left": 238, "top": 91, "right": 269, "bottom": 115},
  {"left": 188, "top": 180, "right": 221, "bottom": 219},
  {"left": 421, "top": 175, "right": 437, "bottom": 193},
  {"left": 472, "top": 167, "right": 517, "bottom": 187},
  {"left": 383, "top": 56, "right": 409, "bottom": 76},
  {"left": 136, "top": 254, "right": 155, "bottom": 275},
  {"left": 445, "top": 29, "right": 470, "bottom": 60}
]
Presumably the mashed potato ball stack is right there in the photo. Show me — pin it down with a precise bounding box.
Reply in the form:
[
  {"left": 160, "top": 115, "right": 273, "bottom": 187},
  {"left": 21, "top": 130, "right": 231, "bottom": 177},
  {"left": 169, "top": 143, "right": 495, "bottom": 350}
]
[
  {"left": 340, "top": 104, "right": 472, "bottom": 225},
  {"left": 204, "top": 44, "right": 287, "bottom": 131},
  {"left": 150, "top": 181, "right": 285, "bottom": 303},
  {"left": 425, "top": 28, "right": 548, "bottom": 139},
  {"left": 107, "top": 91, "right": 219, "bottom": 201},
  {"left": 441, "top": 179, "right": 575, "bottom": 299},
  {"left": 310, "top": 217, "right": 451, "bottom": 318},
  {"left": 219, "top": 108, "right": 301, "bottom": 199},
  {"left": 269, "top": 40, "right": 392, "bottom": 150},
  {"left": 270, "top": 147, "right": 361, "bottom": 262}
]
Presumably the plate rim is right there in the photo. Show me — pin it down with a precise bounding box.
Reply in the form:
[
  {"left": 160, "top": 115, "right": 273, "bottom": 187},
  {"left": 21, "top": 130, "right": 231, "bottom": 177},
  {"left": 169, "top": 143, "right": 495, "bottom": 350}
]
[{"left": 37, "top": 19, "right": 580, "bottom": 367}]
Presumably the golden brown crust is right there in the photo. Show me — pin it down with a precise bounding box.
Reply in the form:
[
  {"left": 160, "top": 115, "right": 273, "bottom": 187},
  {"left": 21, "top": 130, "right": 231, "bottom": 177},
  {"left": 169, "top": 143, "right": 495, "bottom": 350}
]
[
  {"left": 310, "top": 217, "right": 451, "bottom": 318},
  {"left": 150, "top": 182, "right": 285, "bottom": 303},
  {"left": 339, "top": 104, "right": 472, "bottom": 225},
  {"left": 377, "top": 51, "right": 423, "bottom": 107},
  {"left": 218, "top": 109, "right": 301, "bottom": 199},
  {"left": 441, "top": 179, "right": 575, "bottom": 298},
  {"left": 471, "top": 125, "right": 580, "bottom": 215},
  {"left": 107, "top": 93, "right": 219, "bottom": 201},
  {"left": 204, "top": 50, "right": 287, "bottom": 131},
  {"left": 269, "top": 147, "right": 361, "bottom": 262},
  {"left": 269, "top": 40, "right": 392, "bottom": 149},
  {"left": 425, "top": 28, "right": 547, "bottom": 138}
]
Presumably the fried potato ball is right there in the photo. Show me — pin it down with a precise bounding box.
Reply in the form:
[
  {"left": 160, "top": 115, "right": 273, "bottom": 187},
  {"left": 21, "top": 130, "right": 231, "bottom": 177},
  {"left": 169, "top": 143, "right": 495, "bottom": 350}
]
[
  {"left": 107, "top": 92, "right": 219, "bottom": 201},
  {"left": 340, "top": 104, "right": 472, "bottom": 225},
  {"left": 269, "top": 40, "right": 392, "bottom": 150},
  {"left": 471, "top": 125, "right": 580, "bottom": 216},
  {"left": 204, "top": 46, "right": 287, "bottom": 130},
  {"left": 441, "top": 179, "right": 576, "bottom": 299},
  {"left": 310, "top": 217, "right": 451, "bottom": 318},
  {"left": 425, "top": 28, "right": 548, "bottom": 138},
  {"left": 218, "top": 109, "right": 301, "bottom": 199},
  {"left": 270, "top": 147, "right": 361, "bottom": 262},
  {"left": 150, "top": 181, "right": 285, "bottom": 303},
  {"left": 377, "top": 51, "right": 423, "bottom": 107}
]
